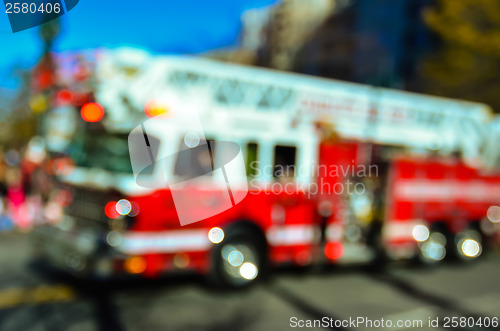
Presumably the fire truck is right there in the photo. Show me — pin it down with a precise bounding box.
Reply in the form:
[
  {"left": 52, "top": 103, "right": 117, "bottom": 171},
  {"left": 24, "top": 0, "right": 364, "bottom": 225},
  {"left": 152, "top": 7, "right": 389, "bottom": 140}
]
[{"left": 35, "top": 49, "right": 500, "bottom": 287}]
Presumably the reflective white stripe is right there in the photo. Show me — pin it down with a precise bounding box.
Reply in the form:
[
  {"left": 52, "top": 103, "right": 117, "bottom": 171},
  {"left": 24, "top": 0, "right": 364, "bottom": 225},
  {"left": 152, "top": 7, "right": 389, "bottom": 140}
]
[
  {"left": 395, "top": 180, "right": 500, "bottom": 202},
  {"left": 117, "top": 229, "right": 211, "bottom": 254},
  {"left": 266, "top": 225, "right": 318, "bottom": 246},
  {"left": 383, "top": 221, "right": 420, "bottom": 240}
]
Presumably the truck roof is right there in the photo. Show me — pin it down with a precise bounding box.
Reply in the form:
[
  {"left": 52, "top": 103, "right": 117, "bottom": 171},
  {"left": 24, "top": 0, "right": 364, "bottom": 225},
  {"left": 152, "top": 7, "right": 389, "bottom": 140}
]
[{"left": 95, "top": 49, "right": 494, "bottom": 165}]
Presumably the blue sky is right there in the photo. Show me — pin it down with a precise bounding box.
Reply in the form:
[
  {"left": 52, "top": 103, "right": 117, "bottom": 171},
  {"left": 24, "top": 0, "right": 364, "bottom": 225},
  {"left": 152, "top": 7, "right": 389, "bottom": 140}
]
[{"left": 0, "top": 0, "right": 277, "bottom": 88}]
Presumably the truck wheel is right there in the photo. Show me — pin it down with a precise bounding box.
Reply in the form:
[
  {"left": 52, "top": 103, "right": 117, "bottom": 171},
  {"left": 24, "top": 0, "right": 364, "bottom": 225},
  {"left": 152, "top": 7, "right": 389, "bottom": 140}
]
[{"left": 209, "top": 232, "right": 263, "bottom": 288}]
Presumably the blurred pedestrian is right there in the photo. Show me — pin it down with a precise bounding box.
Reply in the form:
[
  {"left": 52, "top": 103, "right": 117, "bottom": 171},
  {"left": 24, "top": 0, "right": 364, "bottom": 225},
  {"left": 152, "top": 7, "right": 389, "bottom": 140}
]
[{"left": 5, "top": 166, "right": 30, "bottom": 230}]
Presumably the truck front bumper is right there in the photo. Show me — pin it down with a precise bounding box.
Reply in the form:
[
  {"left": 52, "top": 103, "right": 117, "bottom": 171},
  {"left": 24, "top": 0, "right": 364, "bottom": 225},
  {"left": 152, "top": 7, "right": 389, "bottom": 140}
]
[{"left": 32, "top": 224, "right": 124, "bottom": 279}]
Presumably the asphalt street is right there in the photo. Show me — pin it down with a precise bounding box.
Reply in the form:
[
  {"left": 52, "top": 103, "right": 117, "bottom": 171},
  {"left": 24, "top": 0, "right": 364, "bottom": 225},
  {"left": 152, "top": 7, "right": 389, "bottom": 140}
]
[{"left": 0, "top": 232, "right": 499, "bottom": 331}]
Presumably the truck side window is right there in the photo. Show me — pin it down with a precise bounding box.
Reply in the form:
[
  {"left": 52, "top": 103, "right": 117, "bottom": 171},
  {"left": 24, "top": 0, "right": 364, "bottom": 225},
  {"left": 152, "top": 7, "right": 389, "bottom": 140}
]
[
  {"left": 273, "top": 145, "right": 296, "bottom": 179},
  {"left": 117, "top": 132, "right": 158, "bottom": 174},
  {"left": 174, "top": 137, "right": 216, "bottom": 178},
  {"left": 246, "top": 142, "right": 259, "bottom": 178}
]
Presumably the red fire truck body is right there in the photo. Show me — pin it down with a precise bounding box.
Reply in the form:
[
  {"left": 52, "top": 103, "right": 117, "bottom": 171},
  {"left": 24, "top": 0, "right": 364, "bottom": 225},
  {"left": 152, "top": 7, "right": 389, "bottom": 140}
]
[
  {"left": 384, "top": 157, "right": 500, "bottom": 260},
  {"left": 35, "top": 51, "right": 500, "bottom": 286}
]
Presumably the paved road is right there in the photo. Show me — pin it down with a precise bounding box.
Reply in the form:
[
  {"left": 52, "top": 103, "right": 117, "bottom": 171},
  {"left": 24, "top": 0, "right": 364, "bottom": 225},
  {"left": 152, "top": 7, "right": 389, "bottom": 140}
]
[{"left": 0, "top": 232, "right": 499, "bottom": 331}]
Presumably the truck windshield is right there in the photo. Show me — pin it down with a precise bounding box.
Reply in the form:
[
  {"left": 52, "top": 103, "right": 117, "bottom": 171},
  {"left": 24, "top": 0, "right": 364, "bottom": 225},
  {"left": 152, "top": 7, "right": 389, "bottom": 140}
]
[{"left": 69, "top": 131, "right": 133, "bottom": 174}]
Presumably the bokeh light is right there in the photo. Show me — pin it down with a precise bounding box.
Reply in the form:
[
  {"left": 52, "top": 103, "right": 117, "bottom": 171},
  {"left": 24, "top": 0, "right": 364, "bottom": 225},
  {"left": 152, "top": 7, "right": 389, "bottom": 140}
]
[
  {"left": 461, "top": 239, "right": 481, "bottom": 258},
  {"left": 487, "top": 206, "right": 500, "bottom": 223},
  {"left": 80, "top": 102, "right": 105, "bottom": 122},
  {"left": 324, "top": 242, "right": 343, "bottom": 260},
  {"left": 228, "top": 250, "right": 244, "bottom": 267},
  {"left": 124, "top": 256, "right": 147, "bottom": 274},
  {"left": 145, "top": 100, "right": 169, "bottom": 118},
  {"left": 239, "top": 262, "right": 258, "bottom": 280},
  {"left": 104, "top": 201, "right": 120, "bottom": 219},
  {"left": 184, "top": 133, "right": 200, "bottom": 148},
  {"left": 208, "top": 227, "right": 225, "bottom": 244},
  {"left": 413, "top": 225, "right": 430, "bottom": 242},
  {"left": 116, "top": 199, "right": 132, "bottom": 216}
]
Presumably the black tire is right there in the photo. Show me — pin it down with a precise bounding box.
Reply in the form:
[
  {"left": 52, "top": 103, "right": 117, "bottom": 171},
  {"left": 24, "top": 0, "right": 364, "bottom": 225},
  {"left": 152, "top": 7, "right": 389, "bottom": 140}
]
[{"left": 208, "top": 229, "right": 266, "bottom": 288}]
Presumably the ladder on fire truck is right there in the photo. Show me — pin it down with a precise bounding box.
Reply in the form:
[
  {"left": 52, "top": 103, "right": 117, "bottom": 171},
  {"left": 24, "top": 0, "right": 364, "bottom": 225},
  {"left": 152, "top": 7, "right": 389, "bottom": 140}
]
[{"left": 95, "top": 49, "right": 497, "bottom": 167}]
